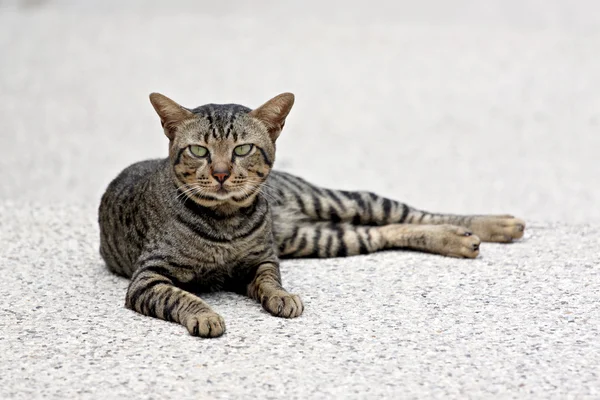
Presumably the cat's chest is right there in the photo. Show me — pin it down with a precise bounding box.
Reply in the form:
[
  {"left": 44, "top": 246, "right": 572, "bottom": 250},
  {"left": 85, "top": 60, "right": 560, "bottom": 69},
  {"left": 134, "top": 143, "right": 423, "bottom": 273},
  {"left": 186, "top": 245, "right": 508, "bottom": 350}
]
[
  {"left": 162, "top": 200, "right": 272, "bottom": 272},
  {"left": 192, "top": 237, "right": 258, "bottom": 266},
  {"left": 168, "top": 216, "right": 270, "bottom": 267}
]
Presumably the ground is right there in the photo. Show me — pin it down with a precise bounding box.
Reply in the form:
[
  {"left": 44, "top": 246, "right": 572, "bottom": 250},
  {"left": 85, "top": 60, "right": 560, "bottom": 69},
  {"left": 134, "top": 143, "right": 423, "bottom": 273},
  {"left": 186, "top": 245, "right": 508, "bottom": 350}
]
[{"left": 1, "top": 1, "right": 599, "bottom": 398}]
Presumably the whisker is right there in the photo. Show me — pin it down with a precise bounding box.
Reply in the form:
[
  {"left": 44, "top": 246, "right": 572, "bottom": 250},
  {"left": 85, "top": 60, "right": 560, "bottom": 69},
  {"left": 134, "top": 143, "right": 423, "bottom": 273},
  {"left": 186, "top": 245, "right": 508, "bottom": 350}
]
[
  {"left": 249, "top": 183, "right": 279, "bottom": 204},
  {"left": 175, "top": 183, "right": 207, "bottom": 202},
  {"left": 176, "top": 184, "right": 199, "bottom": 200}
]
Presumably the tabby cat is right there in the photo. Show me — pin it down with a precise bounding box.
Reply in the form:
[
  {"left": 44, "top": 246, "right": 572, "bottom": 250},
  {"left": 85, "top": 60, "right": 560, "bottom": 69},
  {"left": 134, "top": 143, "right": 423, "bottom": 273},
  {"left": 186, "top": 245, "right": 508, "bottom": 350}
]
[{"left": 98, "top": 92, "right": 525, "bottom": 338}]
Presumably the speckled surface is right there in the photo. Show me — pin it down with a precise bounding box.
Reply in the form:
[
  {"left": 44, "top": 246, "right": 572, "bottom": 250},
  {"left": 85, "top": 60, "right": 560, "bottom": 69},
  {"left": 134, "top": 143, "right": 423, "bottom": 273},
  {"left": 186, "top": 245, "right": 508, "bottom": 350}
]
[
  {"left": 1, "top": 203, "right": 599, "bottom": 399},
  {"left": 1, "top": 1, "right": 600, "bottom": 399}
]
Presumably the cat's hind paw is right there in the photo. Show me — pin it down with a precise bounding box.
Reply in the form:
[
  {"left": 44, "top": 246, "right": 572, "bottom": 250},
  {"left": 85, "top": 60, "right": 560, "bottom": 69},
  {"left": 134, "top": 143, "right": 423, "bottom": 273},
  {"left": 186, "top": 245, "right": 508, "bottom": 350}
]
[
  {"left": 436, "top": 225, "right": 481, "bottom": 258},
  {"left": 470, "top": 215, "right": 526, "bottom": 243}
]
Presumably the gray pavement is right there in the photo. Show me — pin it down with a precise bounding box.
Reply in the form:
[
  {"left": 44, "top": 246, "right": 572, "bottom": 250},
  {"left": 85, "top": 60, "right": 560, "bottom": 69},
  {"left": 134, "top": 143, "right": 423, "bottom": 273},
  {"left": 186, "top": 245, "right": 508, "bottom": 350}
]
[{"left": 1, "top": 1, "right": 599, "bottom": 399}]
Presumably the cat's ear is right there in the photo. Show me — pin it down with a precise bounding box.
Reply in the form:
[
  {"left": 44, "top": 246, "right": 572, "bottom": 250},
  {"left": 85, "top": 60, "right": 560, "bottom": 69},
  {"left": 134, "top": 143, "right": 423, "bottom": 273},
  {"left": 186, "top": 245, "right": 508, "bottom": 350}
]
[
  {"left": 248, "top": 92, "right": 295, "bottom": 141},
  {"left": 149, "top": 92, "right": 194, "bottom": 140}
]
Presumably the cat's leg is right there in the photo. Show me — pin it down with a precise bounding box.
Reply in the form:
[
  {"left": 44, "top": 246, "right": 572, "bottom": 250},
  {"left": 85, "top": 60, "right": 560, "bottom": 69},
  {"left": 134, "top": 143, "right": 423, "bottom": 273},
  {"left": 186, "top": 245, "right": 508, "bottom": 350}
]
[
  {"left": 270, "top": 172, "right": 524, "bottom": 243},
  {"left": 246, "top": 262, "right": 304, "bottom": 318},
  {"left": 126, "top": 262, "right": 226, "bottom": 338},
  {"left": 401, "top": 212, "right": 526, "bottom": 243},
  {"left": 277, "top": 221, "right": 481, "bottom": 259}
]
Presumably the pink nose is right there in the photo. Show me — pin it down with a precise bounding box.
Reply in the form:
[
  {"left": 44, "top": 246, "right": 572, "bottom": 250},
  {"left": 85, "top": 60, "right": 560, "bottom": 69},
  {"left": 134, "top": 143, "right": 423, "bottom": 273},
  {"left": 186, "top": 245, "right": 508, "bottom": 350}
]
[{"left": 212, "top": 170, "right": 230, "bottom": 183}]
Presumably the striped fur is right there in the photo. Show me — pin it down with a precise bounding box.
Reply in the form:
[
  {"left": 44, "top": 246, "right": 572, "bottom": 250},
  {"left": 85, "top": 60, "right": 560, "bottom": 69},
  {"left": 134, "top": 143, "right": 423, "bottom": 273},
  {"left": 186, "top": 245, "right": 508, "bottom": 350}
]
[{"left": 99, "top": 92, "right": 525, "bottom": 338}]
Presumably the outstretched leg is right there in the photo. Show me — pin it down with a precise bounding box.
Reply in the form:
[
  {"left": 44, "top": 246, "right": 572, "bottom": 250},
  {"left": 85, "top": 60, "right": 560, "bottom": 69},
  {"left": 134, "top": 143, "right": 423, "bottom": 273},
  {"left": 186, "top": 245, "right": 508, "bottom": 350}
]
[
  {"left": 268, "top": 171, "right": 525, "bottom": 243},
  {"left": 126, "top": 257, "right": 226, "bottom": 338},
  {"left": 276, "top": 221, "right": 481, "bottom": 259},
  {"left": 404, "top": 213, "right": 525, "bottom": 243}
]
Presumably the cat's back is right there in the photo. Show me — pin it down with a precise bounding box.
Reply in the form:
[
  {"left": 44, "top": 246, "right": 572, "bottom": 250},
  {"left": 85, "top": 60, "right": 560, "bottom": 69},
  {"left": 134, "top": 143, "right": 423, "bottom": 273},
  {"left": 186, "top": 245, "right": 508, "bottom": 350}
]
[
  {"left": 99, "top": 158, "right": 167, "bottom": 277},
  {"left": 104, "top": 158, "right": 164, "bottom": 194}
]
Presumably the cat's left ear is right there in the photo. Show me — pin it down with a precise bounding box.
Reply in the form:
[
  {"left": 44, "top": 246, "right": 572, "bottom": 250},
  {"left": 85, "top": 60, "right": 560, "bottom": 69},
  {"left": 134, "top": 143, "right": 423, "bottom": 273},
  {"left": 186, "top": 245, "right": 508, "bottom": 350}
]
[
  {"left": 149, "top": 92, "right": 194, "bottom": 140},
  {"left": 249, "top": 92, "right": 295, "bottom": 141}
]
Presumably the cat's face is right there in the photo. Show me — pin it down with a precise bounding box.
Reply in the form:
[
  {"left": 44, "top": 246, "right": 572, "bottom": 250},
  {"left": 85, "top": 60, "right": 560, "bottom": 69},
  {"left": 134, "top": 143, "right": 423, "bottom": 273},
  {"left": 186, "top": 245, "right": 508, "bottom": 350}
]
[
  {"left": 149, "top": 93, "right": 294, "bottom": 208},
  {"left": 168, "top": 109, "right": 275, "bottom": 206}
]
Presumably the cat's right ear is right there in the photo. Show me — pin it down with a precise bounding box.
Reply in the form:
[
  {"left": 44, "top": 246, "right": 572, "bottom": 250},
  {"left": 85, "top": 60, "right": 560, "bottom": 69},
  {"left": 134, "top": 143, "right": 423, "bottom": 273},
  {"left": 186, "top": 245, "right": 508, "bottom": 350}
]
[{"left": 149, "top": 92, "right": 194, "bottom": 140}]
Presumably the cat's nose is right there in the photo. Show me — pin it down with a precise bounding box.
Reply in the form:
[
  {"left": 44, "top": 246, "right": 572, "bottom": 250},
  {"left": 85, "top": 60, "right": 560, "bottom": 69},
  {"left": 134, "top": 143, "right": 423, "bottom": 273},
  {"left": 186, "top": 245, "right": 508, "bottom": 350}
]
[{"left": 212, "top": 169, "right": 230, "bottom": 184}]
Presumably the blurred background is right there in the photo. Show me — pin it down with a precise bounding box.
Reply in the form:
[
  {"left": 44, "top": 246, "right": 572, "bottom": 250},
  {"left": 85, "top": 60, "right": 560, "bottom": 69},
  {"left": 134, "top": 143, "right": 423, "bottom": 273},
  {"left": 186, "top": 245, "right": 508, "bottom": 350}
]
[{"left": 1, "top": 0, "right": 598, "bottom": 223}]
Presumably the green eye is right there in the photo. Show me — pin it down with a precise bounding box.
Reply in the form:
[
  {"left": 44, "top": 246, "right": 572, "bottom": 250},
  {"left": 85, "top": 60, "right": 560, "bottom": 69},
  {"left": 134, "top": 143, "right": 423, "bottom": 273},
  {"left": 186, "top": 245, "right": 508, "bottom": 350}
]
[
  {"left": 189, "top": 145, "right": 208, "bottom": 157},
  {"left": 234, "top": 144, "right": 253, "bottom": 156}
]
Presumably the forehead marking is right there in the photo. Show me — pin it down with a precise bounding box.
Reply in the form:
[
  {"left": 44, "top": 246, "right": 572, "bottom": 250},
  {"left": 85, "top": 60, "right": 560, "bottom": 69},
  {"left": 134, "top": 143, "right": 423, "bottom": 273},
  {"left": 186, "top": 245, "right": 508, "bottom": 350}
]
[
  {"left": 190, "top": 103, "right": 252, "bottom": 143},
  {"left": 224, "top": 109, "right": 233, "bottom": 139}
]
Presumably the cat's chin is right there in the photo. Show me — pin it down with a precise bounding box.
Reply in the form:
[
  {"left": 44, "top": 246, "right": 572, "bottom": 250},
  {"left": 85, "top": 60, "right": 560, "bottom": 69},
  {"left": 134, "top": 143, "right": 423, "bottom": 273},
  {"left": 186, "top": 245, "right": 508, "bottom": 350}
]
[
  {"left": 215, "top": 187, "right": 230, "bottom": 197},
  {"left": 214, "top": 185, "right": 259, "bottom": 200},
  {"left": 211, "top": 188, "right": 253, "bottom": 203}
]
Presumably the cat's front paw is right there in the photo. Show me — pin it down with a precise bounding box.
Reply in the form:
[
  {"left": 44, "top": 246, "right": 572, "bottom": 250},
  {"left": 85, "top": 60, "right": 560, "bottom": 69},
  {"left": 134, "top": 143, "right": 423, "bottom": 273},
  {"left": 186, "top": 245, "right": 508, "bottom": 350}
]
[
  {"left": 470, "top": 215, "right": 526, "bottom": 243},
  {"left": 185, "top": 312, "right": 226, "bottom": 338},
  {"left": 261, "top": 292, "right": 304, "bottom": 318}
]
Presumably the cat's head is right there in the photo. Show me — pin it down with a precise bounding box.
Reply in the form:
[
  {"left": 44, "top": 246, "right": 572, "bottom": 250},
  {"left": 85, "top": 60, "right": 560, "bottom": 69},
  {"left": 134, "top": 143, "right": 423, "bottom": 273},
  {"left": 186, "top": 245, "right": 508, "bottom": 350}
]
[{"left": 149, "top": 92, "right": 294, "bottom": 208}]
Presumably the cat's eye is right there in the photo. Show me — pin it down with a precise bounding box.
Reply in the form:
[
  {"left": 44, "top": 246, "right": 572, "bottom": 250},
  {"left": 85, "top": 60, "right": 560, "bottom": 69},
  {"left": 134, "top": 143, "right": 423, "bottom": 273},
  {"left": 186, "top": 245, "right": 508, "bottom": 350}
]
[
  {"left": 234, "top": 144, "right": 253, "bottom": 157},
  {"left": 189, "top": 145, "right": 208, "bottom": 158}
]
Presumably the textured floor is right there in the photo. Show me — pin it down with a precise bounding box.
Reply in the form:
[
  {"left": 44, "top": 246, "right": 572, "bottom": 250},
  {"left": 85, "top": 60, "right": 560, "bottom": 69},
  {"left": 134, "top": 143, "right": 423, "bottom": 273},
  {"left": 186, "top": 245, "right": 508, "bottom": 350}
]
[{"left": 1, "top": 1, "right": 599, "bottom": 399}]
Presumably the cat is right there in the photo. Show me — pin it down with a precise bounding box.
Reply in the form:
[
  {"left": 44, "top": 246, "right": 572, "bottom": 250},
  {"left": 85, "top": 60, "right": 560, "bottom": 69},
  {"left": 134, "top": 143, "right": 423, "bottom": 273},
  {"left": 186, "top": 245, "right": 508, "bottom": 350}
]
[{"left": 98, "top": 92, "right": 525, "bottom": 338}]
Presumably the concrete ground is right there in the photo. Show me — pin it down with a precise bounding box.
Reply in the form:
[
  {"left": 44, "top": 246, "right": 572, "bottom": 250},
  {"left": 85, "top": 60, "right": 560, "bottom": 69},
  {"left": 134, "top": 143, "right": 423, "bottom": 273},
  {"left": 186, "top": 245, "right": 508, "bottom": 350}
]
[{"left": 1, "top": 1, "right": 599, "bottom": 398}]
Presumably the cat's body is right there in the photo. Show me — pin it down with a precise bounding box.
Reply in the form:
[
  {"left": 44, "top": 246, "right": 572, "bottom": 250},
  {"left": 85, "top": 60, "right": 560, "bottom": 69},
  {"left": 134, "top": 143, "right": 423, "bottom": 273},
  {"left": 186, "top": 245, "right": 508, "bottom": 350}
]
[
  {"left": 101, "top": 157, "right": 272, "bottom": 291},
  {"left": 99, "top": 93, "right": 525, "bottom": 338}
]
